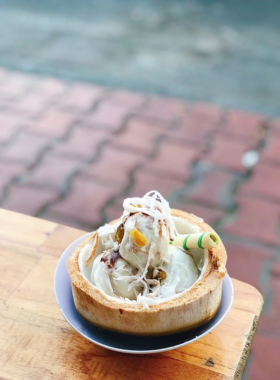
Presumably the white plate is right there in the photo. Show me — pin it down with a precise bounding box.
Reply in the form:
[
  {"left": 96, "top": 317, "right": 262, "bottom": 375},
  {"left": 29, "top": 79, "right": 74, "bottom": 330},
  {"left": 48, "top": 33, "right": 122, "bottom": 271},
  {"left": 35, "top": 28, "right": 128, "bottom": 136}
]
[{"left": 54, "top": 233, "right": 234, "bottom": 354}]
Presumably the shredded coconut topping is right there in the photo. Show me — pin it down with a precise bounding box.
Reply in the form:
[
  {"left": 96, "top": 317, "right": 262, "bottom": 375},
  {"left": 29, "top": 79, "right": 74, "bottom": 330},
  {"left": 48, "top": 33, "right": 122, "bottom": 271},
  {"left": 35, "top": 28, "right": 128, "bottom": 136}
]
[{"left": 123, "top": 191, "right": 176, "bottom": 239}]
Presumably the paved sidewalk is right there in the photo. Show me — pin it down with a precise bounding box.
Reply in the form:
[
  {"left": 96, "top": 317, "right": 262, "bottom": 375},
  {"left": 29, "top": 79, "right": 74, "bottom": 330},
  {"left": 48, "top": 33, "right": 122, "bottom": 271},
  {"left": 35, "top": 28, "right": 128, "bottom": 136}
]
[
  {"left": 1, "top": 1, "right": 280, "bottom": 115},
  {"left": 0, "top": 67, "right": 279, "bottom": 379}
]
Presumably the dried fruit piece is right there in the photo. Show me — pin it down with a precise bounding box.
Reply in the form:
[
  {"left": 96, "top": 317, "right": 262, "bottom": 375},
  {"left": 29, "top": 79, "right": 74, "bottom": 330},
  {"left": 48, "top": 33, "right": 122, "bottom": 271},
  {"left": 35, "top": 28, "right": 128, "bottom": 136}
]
[
  {"left": 130, "top": 228, "right": 147, "bottom": 247},
  {"left": 157, "top": 269, "right": 167, "bottom": 281},
  {"left": 115, "top": 223, "right": 125, "bottom": 244}
]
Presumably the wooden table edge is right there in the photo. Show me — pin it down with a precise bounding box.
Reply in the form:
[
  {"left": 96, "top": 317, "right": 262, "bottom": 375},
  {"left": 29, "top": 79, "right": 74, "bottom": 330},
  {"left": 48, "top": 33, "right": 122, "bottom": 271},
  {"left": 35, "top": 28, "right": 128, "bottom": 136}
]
[
  {"left": 0, "top": 209, "right": 265, "bottom": 380},
  {"left": 233, "top": 283, "right": 264, "bottom": 380}
]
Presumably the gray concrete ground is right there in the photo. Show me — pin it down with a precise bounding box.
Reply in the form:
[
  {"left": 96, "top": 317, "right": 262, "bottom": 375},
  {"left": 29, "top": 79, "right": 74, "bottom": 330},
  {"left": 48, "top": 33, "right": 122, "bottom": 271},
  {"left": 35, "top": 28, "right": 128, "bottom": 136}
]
[{"left": 0, "top": 0, "right": 280, "bottom": 115}]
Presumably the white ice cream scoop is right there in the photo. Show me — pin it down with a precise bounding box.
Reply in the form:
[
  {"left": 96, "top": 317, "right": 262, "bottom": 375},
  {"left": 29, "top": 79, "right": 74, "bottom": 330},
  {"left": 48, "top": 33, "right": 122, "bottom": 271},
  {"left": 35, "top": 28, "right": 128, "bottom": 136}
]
[{"left": 119, "top": 213, "right": 170, "bottom": 272}]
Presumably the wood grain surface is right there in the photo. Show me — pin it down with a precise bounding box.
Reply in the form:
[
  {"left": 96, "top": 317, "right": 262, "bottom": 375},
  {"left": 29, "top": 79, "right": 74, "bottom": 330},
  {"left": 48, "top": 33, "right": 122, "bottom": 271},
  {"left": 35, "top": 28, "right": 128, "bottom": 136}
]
[{"left": 0, "top": 209, "right": 263, "bottom": 380}]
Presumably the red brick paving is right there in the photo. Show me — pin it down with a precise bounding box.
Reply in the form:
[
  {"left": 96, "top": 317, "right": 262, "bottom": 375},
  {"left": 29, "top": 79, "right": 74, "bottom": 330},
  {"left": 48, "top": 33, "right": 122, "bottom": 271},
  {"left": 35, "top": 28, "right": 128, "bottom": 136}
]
[
  {"left": 261, "top": 132, "right": 280, "bottom": 165},
  {"left": 0, "top": 161, "right": 26, "bottom": 194},
  {"left": 48, "top": 178, "right": 119, "bottom": 226},
  {"left": 239, "top": 162, "right": 280, "bottom": 203},
  {"left": 60, "top": 83, "right": 105, "bottom": 113},
  {"left": 106, "top": 89, "right": 145, "bottom": 108},
  {"left": 144, "top": 139, "right": 199, "bottom": 181},
  {"left": 171, "top": 201, "right": 225, "bottom": 226},
  {"left": 104, "top": 201, "right": 125, "bottom": 223},
  {"left": 27, "top": 108, "right": 78, "bottom": 138},
  {"left": 221, "top": 110, "right": 265, "bottom": 140},
  {"left": 80, "top": 146, "right": 146, "bottom": 188},
  {"left": 168, "top": 103, "right": 222, "bottom": 145},
  {"left": 13, "top": 91, "right": 53, "bottom": 117},
  {"left": 2, "top": 184, "right": 59, "bottom": 216},
  {"left": 142, "top": 96, "right": 186, "bottom": 122},
  {"left": 41, "top": 209, "right": 91, "bottom": 230},
  {"left": 259, "top": 273, "right": 280, "bottom": 335},
  {"left": 0, "top": 67, "right": 279, "bottom": 380},
  {"left": 183, "top": 169, "right": 236, "bottom": 208},
  {"left": 52, "top": 128, "right": 110, "bottom": 159},
  {"left": 187, "top": 102, "right": 222, "bottom": 122},
  {"left": 0, "top": 114, "right": 25, "bottom": 144},
  {"left": 223, "top": 196, "right": 280, "bottom": 246},
  {"left": 168, "top": 105, "right": 221, "bottom": 146},
  {"left": 112, "top": 116, "right": 168, "bottom": 155},
  {"left": 83, "top": 101, "right": 133, "bottom": 131},
  {"left": 271, "top": 261, "right": 280, "bottom": 278},
  {"left": 270, "top": 118, "right": 280, "bottom": 133},
  {"left": 128, "top": 168, "right": 185, "bottom": 198},
  {"left": 247, "top": 335, "right": 280, "bottom": 380},
  {"left": 25, "top": 155, "right": 82, "bottom": 189},
  {"left": 38, "top": 77, "right": 67, "bottom": 97},
  {"left": 225, "top": 241, "right": 274, "bottom": 292},
  {"left": 105, "top": 170, "right": 186, "bottom": 222},
  {"left": 203, "top": 134, "right": 259, "bottom": 172},
  {"left": 0, "top": 133, "right": 51, "bottom": 165}
]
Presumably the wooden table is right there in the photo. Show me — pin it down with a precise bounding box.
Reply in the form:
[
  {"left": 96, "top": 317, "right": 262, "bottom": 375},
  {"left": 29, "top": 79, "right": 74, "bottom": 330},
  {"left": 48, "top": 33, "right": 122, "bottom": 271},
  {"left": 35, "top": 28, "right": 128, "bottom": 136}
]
[{"left": 0, "top": 209, "right": 263, "bottom": 380}]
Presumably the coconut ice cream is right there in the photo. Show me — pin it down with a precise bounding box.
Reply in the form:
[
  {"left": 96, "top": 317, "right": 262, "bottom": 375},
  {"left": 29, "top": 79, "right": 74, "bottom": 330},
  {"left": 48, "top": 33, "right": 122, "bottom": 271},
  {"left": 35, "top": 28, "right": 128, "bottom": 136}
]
[
  {"left": 85, "top": 191, "right": 220, "bottom": 307},
  {"left": 68, "top": 190, "right": 227, "bottom": 335}
]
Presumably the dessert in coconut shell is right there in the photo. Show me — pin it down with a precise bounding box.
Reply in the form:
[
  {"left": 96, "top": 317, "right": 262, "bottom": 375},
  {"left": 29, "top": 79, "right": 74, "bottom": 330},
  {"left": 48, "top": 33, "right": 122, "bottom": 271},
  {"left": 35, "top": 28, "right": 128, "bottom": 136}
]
[{"left": 67, "top": 191, "right": 227, "bottom": 336}]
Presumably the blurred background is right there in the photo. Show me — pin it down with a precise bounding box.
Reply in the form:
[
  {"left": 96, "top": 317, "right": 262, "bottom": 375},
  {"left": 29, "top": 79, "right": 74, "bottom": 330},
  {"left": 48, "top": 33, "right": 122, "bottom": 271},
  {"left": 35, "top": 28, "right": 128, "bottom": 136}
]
[
  {"left": 0, "top": 1, "right": 279, "bottom": 378},
  {"left": 1, "top": 0, "right": 280, "bottom": 114}
]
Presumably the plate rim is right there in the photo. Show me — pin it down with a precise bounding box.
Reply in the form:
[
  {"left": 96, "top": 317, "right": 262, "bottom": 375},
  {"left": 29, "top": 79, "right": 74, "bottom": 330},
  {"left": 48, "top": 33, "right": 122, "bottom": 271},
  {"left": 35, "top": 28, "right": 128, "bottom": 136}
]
[{"left": 54, "top": 233, "right": 234, "bottom": 354}]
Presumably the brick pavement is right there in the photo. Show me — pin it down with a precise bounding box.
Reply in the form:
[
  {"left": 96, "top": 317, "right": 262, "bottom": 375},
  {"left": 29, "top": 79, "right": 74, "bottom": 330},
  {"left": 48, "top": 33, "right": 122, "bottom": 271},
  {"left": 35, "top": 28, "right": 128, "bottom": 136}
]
[{"left": 0, "top": 67, "right": 279, "bottom": 379}]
